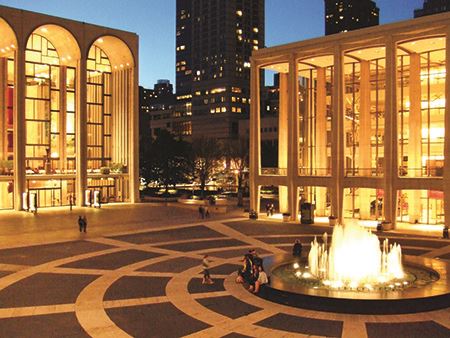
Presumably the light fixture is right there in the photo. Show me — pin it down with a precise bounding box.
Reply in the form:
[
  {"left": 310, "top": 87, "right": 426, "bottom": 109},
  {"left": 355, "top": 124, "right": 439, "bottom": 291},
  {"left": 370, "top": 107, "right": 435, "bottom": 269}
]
[{"left": 97, "top": 38, "right": 104, "bottom": 43}]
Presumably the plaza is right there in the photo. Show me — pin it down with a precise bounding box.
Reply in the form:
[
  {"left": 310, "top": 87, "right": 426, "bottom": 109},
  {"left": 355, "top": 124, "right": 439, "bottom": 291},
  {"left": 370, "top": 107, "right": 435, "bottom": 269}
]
[{"left": 0, "top": 203, "right": 448, "bottom": 337}]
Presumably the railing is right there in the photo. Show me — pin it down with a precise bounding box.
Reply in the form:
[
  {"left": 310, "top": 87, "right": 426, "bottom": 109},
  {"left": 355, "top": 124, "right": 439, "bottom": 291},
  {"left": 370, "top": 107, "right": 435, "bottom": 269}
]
[
  {"left": 344, "top": 167, "right": 384, "bottom": 177},
  {"left": 261, "top": 167, "right": 287, "bottom": 176},
  {"left": 398, "top": 166, "right": 443, "bottom": 178},
  {"left": 298, "top": 167, "right": 331, "bottom": 176}
]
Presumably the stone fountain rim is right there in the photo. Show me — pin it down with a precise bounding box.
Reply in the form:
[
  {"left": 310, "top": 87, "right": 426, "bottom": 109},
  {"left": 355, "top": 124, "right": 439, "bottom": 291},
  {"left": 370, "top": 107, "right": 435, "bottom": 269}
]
[{"left": 264, "top": 253, "right": 450, "bottom": 301}]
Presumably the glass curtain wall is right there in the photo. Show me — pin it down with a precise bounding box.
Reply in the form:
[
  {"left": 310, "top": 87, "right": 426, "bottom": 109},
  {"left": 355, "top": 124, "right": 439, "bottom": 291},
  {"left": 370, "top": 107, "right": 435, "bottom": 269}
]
[
  {"left": 298, "top": 55, "right": 334, "bottom": 176},
  {"left": 344, "top": 47, "right": 386, "bottom": 177},
  {"left": 86, "top": 45, "right": 112, "bottom": 171}
]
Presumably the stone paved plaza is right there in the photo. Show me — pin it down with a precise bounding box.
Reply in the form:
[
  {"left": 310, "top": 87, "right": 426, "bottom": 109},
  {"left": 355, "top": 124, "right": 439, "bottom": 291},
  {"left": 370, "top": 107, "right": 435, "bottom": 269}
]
[{"left": 0, "top": 204, "right": 449, "bottom": 337}]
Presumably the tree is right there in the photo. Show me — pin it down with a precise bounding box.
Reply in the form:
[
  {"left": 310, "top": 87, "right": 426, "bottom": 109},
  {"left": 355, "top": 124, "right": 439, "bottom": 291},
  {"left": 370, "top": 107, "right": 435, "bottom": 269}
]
[
  {"left": 223, "top": 137, "right": 249, "bottom": 207},
  {"left": 192, "top": 137, "right": 222, "bottom": 198},
  {"left": 141, "top": 130, "right": 192, "bottom": 194}
]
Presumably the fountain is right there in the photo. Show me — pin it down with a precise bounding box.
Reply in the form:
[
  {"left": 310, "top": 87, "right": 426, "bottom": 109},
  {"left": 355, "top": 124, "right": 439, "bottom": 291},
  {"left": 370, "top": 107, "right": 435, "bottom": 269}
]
[{"left": 262, "top": 222, "right": 450, "bottom": 314}]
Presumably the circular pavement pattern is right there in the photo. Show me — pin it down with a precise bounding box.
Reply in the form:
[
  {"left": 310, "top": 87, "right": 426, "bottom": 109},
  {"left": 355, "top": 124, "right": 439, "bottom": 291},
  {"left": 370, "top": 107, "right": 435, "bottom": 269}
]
[{"left": 0, "top": 218, "right": 449, "bottom": 338}]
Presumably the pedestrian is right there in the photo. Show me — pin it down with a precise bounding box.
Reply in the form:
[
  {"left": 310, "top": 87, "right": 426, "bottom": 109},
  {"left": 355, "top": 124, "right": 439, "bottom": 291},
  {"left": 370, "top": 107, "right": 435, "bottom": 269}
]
[
  {"left": 253, "top": 265, "right": 268, "bottom": 293},
  {"left": 82, "top": 215, "right": 87, "bottom": 233},
  {"left": 205, "top": 206, "right": 210, "bottom": 218},
  {"left": 265, "top": 203, "right": 270, "bottom": 216},
  {"left": 78, "top": 215, "right": 83, "bottom": 232},
  {"left": 68, "top": 194, "right": 73, "bottom": 211},
  {"left": 443, "top": 224, "right": 449, "bottom": 239},
  {"left": 270, "top": 203, "right": 274, "bottom": 216},
  {"left": 202, "top": 255, "right": 214, "bottom": 284},
  {"left": 292, "top": 239, "right": 302, "bottom": 257}
]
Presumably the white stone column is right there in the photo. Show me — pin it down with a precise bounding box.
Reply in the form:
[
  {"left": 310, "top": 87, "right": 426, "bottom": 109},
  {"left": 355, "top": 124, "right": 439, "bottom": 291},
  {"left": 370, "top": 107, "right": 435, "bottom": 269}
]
[
  {"left": 384, "top": 38, "right": 398, "bottom": 227},
  {"left": 315, "top": 67, "right": 328, "bottom": 216},
  {"left": 76, "top": 57, "right": 87, "bottom": 207},
  {"left": 278, "top": 72, "right": 289, "bottom": 213},
  {"left": 359, "top": 60, "right": 372, "bottom": 219},
  {"left": 443, "top": 28, "right": 450, "bottom": 229},
  {"left": 288, "top": 56, "right": 299, "bottom": 220},
  {"left": 0, "top": 57, "right": 6, "bottom": 161},
  {"left": 332, "top": 48, "right": 344, "bottom": 221},
  {"left": 14, "top": 46, "right": 26, "bottom": 210},
  {"left": 130, "top": 66, "right": 139, "bottom": 203},
  {"left": 249, "top": 59, "right": 261, "bottom": 214},
  {"left": 59, "top": 66, "right": 67, "bottom": 172},
  {"left": 407, "top": 53, "right": 422, "bottom": 223}
]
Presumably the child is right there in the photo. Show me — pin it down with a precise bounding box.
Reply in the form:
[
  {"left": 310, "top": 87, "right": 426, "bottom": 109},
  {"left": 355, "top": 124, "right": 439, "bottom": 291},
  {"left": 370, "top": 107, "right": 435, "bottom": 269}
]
[{"left": 202, "top": 255, "right": 214, "bottom": 284}]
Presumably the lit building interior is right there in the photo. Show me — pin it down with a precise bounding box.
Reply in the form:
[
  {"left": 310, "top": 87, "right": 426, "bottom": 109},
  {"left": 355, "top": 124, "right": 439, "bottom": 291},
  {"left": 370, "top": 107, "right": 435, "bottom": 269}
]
[{"left": 250, "top": 13, "right": 450, "bottom": 229}]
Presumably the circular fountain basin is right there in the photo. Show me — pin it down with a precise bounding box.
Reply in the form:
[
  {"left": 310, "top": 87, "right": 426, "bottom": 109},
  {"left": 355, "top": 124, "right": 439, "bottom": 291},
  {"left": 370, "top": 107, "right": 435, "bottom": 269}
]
[{"left": 262, "top": 254, "right": 450, "bottom": 314}]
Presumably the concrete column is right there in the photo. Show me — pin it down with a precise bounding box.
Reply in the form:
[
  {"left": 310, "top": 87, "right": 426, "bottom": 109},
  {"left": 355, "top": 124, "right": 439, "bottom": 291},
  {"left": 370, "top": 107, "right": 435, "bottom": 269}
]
[
  {"left": 315, "top": 67, "right": 328, "bottom": 215},
  {"left": 407, "top": 53, "right": 422, "bottom": 223},
  {"left": 359, "top": 60, "right": 372, "bottom": 219},
  {"left": 14, "top": 46, "right": 26, "bottom": 210},
  {"left": 331, "top": 48, "right": 344, "bottom": 221},
  {"left": 443, "top": 29, "right": 450, "bottom": 229},
  {"left": 384, "top": 38, "right": 398, "bottom": 227},
  {"left": 278, "top": 72, "right": 289, "bottom": 213},
  {"left": 249, "top": 59, "right": 261, "bottom": 214},
  {"left": 130, "top": 66, "right": 140, "bottom": 203},
  {"left": 288, "top": 57, "right": 299, "bottom": 220},
  {"left": 76, "top": 57, "right": 87, "bottom": 207},
  {"left": 0, "top": 58, "right": 6, "bottom": 161},
  {"left": 60, "top": 66, "right": 67, "bottom": 172}
]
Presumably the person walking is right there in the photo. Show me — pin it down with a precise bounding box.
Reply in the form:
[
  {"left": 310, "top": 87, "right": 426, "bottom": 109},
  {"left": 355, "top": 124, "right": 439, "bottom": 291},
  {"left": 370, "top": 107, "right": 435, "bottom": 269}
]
[
  {"left": 202, "top": 255, "right": 214, "bottom": 284},
  {"left": 82, "top": 215, "right": 87, "bottom": 233},
  {"left": 443, "top": 224, "right": 449, "bottom": 239},
  {"left": 78, "top": 216, "right": 83, "bottom": 233},
  {"left": 292, "top": 239, "right": 302, "bottom": 257}
]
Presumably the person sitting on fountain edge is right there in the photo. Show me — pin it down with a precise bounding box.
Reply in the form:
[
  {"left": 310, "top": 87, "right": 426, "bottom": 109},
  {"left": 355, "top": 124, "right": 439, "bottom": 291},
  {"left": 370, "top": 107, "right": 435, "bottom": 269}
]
[{"left": 292, "top": 239, "right": 302, "bottom": 257}]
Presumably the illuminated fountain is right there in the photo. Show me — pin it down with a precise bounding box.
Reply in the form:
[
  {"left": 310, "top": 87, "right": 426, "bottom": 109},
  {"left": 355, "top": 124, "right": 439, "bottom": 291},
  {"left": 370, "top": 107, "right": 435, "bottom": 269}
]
[
  {"left": 308, "top": 223, "right": 404, "bottom": 289},
  {"left": 263, "top": 221, "right": 450, "bottom": 314}
]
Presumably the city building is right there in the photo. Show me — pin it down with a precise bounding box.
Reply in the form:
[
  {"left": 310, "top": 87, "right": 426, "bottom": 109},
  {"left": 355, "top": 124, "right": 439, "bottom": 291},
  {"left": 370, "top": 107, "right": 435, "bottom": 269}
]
[
  {"left": 0, "top": 5, "right": 139, "bottom": 211},
  {"left": 415, "top": 0, "right": 450, "bottom": 17},
  {"left": 325, "top": 0, "right": 379, "bottom": 35},
  {"left": 176, "top": 0, "right": 264, "bottom": 139},
  {"left": 250, "top": 11, "right": 450, "bottom": 229}
]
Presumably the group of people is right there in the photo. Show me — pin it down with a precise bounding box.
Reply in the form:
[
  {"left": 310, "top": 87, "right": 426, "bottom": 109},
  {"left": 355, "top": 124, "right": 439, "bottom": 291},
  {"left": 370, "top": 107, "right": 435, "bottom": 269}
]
[
  {"left": 77, "top": 215, "right": 88, "bottom": 233},
  {"left": 265, "top": 203, "right": 275, "bottom": 216},
  {"left": 236, "top": 249, "right": 268, "bottom": 293},
  {"left": 198, "top": 206, "right": 210, "bottom": 219}
]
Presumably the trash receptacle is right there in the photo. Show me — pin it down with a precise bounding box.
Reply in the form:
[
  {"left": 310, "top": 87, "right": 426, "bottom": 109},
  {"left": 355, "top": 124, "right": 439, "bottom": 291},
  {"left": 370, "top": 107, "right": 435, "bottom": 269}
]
[{"left": 300, "top": 202, "right": 314, "bottom": 224}]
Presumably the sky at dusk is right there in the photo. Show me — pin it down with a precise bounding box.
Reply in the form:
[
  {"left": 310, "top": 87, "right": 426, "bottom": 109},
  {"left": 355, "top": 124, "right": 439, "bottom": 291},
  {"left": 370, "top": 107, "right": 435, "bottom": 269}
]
[{"left": 0, "top": 0, "right": 425, "bottom": 88}]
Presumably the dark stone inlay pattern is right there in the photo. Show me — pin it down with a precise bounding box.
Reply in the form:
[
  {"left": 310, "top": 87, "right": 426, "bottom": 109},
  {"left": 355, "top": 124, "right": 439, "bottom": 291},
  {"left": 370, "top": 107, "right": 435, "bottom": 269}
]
[
  {"left": 104, "top": 276, "right": 170, "bottom": 301},
  {"left": 224, "top": 220, "right": 331, "bottom": 236},
  {"left": 0, "top": 273, "right": 97, "bottom": 308},
  {"left": 0, "top": 271, "right": 10, "bottom": 278},
  {"left": 208, "top": 263, "right": 241, "bottom": 275},
  {"left": 257, "top": 236, "right": 316, "bottom": 244},
  {"left": 107, "top": 302, "right": 210, "bottom": 337},
  {"left": 157, "top": 239, "right": 246, "bottom": 252},
  {"left": 256, "top": 313, "right": 343, "bottom": 337},
  {"left": 110, "top": 225, "right": 225, "bottom": 244},
  {"left": 207, "top": 247, "right": 273, "bottom": 259},
  {"left": 222, "top": 333, "right": 253, "bottom": 338},
  {"left": 61, "top": 249, "right": 163, "bottom": 270},
  {"left": 197, "top": 295, "right": 261, "bottom": 319},
  {"left": 188, "top": 277, "right": 225, "bottom": 294},
  {"left": 401, "top": 248, "right": 430, "bottom": 256},
  {"left": 0, "top": 312, "right": 89, "bottom": 338},
  {"left": 366, "top": 321, "right": 450, "bottom": 338},
  {"left": 138, "top": 256, "right": 201, "bottom": 273},
  {"left": 378, "top": 237, "right": 447, "bottom": 249},
  {"left": 0, "top": 241, "right": 113, "bottom": 266},
  {"left": 439, "top": 252, "right": 450, "bottom": 260}
]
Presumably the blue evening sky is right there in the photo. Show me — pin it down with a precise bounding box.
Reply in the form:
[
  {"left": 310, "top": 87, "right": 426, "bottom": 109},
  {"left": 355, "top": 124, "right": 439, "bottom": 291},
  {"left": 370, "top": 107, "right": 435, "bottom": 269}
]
[{"left": 0, "top": 0, "right": 424, "bottom": 88}]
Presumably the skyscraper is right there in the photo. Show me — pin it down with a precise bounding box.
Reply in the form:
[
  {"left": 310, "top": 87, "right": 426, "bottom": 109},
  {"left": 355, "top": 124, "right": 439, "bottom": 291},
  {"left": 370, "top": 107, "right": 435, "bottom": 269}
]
[
  {"left": 176, "top": 0, "right": 264, "bottom": 139},
  {"left": 324, "top": 0, "right": 379, "bottom": 35},
  {"left": 414, "top": 0, "right": 450, "bottom": 18}
]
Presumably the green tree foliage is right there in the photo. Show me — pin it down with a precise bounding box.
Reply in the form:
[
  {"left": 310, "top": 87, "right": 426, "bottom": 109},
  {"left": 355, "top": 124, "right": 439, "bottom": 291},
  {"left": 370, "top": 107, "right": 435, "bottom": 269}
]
[
  {"left": 192, "top": 137, "right": 222, "bottom": 198},
  {"left": 141, "top": 130, "right": 192, "bottom": 193},
  {"left": 223, "top": 137, "right": 249, "bottom": 206}
]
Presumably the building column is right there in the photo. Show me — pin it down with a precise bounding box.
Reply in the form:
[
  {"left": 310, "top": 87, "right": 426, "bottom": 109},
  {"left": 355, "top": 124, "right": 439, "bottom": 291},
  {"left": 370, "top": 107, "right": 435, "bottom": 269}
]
[
  {"left": 384, "top": 38, "right": 397, "bottom": 227},
  {"left": 130, "top": 66, "right": 140, "bottom": 203},
  {"left": 278, "top": 72, "right": 289, "bottom": 213},
  {"left": 0, "top": 58, "right": 6, "bottom": 161},
  {"left": 288, "top": 56, "right": 299, "bottom": 220},
  {"left": 249, "top": 59, "right": 261, "bottom": 214},
  {"left": 315, "top": 67, "right": 328, "bottom": 216},
  {"left": 407, "top": 53, "right": 422, "bottom": 223},
  {"left": 59, "top": 66, "right": 67, "bottom": 172},
  {"left": 359, "top": 60, "right": 372, "bottom": 219},
  {"left": 443, "top": 28, "right": 450, "bottom": 229},
  {"left": 331, "top": 48, "right": 344, "bottom": 221},
  {"left": 76, "top": 57, "right": 87, "bottom": 206},
  {"left": 14, "top": 46, "right": 26, "bottom": 210}
]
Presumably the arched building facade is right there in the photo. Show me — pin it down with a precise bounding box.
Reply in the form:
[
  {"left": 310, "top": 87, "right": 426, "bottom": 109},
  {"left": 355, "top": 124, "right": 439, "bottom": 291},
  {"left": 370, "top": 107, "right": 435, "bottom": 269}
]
[
  {"left": 250, "top": 12, "right": 450, "bottom": 230},
  {"left": 0, "top": 5, "right": 139, "bottom": 210}
]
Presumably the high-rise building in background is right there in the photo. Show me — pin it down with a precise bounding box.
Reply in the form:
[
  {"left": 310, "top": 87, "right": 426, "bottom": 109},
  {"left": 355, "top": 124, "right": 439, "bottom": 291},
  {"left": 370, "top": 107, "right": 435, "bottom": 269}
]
[
  {"left": 324, "top": 0, "right": 379, "bottom": 35},
  {"left": 414, "top": 0, "right": 450, "bottom": 18},
  {"left": 176, "top": 0, "right": 264, "bottom": 139}
]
